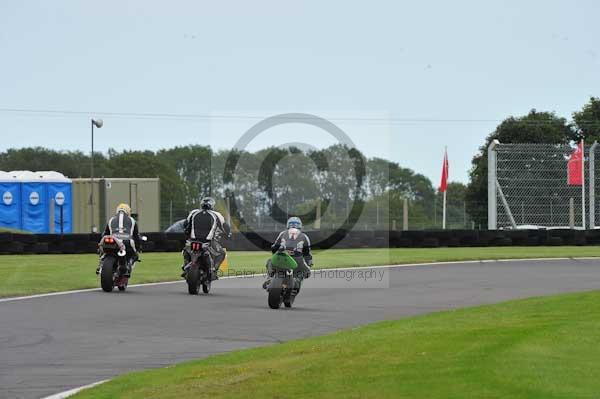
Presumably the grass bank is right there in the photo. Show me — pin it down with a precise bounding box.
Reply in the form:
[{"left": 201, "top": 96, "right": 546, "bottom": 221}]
[{"left": 74, "top": 290, "right": 600, "bottom": 398}]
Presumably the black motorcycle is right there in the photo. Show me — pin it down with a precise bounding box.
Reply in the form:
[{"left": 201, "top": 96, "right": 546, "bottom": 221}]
[
  {"left": 183, "top": 241, "right": 213, "bottom": 295},
  {"left": 98, "top": 235, "right": 146, "bottom": 292}
]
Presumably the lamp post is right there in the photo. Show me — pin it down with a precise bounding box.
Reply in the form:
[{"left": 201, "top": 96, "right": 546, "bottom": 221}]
[{"left": 91, "top": 118, "right": 103, "bottom": 232}]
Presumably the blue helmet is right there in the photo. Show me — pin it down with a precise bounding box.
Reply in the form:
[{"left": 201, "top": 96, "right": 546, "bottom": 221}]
[{"left": 287, "top": 216, "right": 302, "bottom": 230}]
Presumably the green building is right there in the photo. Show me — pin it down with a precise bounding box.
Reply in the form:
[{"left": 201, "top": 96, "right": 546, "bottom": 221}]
[{"left": 72, "top": 178, "right": 160, "bottom": 233}]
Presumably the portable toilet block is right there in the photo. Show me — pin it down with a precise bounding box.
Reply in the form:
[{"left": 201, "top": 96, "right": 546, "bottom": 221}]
[
  {"left": 0, "top": 171, "right": 21, "bottom": 230},
  {"left": 14, "top": 171, "right": 48, "bottom": 233},
  {"left": 39, "top": 171, "right": 72, "bottom": 233}
]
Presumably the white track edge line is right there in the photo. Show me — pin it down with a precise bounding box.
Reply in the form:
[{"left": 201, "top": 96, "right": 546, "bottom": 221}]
[
  {"left": 40, "top": 379, "right": 108, "bottom": 399},
  {"left": 1, "top": 256, "right": 598, "bottom": 304}
]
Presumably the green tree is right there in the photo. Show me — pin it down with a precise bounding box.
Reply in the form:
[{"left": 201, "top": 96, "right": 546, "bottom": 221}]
[
  {"left": 573, "top": 97, "right": 600, "bottom": 142},
  {"left": 466, "top": 110, "right": 573, "bottom": 227},
  {"left": 0, "top": 147, "right": 111, "bottom": 177},
  {"left": 156, "top": 145, "right": 213, "bottom": 208}
]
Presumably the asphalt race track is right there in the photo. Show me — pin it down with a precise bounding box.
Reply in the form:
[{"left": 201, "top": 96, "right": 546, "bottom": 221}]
[{"left": 2, "top": 259, "right": 600, "bottom": 399}]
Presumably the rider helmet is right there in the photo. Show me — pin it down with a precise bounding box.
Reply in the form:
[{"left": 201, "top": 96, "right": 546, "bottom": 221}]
[
  {"left": 116, "top": 203, "right": 131, "bottom": 216},
  {"left": 286, "top": 216, "right": 302, "bottom": 230},
  {"left": 201, "top": 197, "right": 216, "bottom": 211}
]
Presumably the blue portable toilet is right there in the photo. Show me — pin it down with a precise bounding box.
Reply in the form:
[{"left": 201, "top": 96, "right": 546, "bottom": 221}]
[
  {"left": 39, "top": 171, "right": 72, "bottom": 234},
  {"left": 15, "top": 171, "right": 49, "bottom": 233},
  {"left": 0, "top": 171, "right": 21, "bottom": 230}
]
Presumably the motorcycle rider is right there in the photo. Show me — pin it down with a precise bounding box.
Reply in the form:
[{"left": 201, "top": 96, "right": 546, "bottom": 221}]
[
  {"left": 263, "top": 216, "right": 313, "bottom": 290},
  {"left": 181, "top": 197, "right": 231, "bottom": 279},
  {"left": 96, "top": 203, "right": 141, "bottom": 275}
]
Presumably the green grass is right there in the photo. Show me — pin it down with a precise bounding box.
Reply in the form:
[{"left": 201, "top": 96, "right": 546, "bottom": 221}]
[
  {"left": 0, "top": 227, "right": 31, "bottom": 234},
  {"left": 73, "top": 290, "right": 600, "bottom": 399},
  {"left": 0, "top": 246, "right": 599, "bottom": 298}
]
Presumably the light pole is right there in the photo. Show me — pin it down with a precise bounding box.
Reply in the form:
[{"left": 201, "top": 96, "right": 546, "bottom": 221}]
[{"left": 91, "top": 118, "right": 103, "bottom": 232}]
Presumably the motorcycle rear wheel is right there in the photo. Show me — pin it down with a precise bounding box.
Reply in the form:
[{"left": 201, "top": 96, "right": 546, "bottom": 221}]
[
  {"left": 187, "top": 267, "right": 200, "bottom": 295},
  {"left": 268, "top": 288, "right": 283, "bottom": 309},
  {"left": 100, "top": 257, "right": 116, "bottom": 293}
]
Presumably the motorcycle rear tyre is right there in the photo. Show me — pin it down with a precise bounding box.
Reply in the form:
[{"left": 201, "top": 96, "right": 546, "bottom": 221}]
[
  {"left": 268, "top": 288, "right": 283, "bottom": 309},
  {"left": 100, "top": 257, "right": 116, "bottom": 293}
]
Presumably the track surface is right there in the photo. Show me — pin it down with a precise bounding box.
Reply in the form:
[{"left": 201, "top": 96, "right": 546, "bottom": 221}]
[{"left": 2, "top": 259, "right": 600, "bottom": 399}]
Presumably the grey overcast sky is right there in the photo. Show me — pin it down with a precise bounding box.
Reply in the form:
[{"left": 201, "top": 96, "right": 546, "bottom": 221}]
[{"left": 1, "top": 0, "right": 599, "bottom": 183}]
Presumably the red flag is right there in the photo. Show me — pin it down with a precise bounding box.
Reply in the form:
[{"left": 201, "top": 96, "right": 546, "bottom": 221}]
[
  {"left": 568, "top": 141, "right": 583, "bottom": 186},
  {"left": 439, "top": 149, "right": 449, "bottom": 192}
]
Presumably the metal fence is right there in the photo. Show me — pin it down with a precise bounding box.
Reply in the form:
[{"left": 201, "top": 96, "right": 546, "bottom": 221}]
[
  {"left": 159, "top": 198, "right": 481, "bottom": 232},
  {"left": 488, "top": 141, "right": 593, "bottom": 230}
]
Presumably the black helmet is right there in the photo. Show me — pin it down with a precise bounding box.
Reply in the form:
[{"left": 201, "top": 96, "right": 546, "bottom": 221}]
[{"left": 201, "top": 197, "right": 216, "bottom": 210}]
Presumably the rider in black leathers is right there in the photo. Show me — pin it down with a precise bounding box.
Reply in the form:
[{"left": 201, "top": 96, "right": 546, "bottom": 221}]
[
  {"left": 181, "top": 197, "right": 231, "bottom": 279},
  {"left": 96, "top": 203, "right": 141, "bottom": 275},
  {"left": 263, "top": 216, "right": 312, "bottom": 289}
]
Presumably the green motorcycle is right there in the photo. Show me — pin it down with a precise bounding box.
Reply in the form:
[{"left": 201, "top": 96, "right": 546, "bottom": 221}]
[{"left": 267, "top": 250, "right": 301, "bottom": 309}]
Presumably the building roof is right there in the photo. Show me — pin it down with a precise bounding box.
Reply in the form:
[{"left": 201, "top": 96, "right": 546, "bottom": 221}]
[{"left": 4, "top": 171, "right": 71, "bottom": 182}]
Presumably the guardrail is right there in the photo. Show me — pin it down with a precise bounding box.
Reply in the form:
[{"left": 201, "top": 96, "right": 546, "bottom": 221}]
[{"left": 0, "top": 229, "right": 598, "bottom": 255}]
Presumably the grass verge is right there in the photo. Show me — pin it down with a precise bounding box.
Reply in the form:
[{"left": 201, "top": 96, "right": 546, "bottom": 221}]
[
  {"left": 73, "top": 290, "right": 600, "bottom": 399},
  {"left": 0, "top": 246, "right": 598, "bottom": 298}
]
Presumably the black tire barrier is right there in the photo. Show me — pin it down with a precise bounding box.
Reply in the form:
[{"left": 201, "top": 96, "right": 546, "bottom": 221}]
[
  {"left": 585, "top": 230, "right": 600, "bottom": 245},
  {"left": 165, "top": 240, "right": 182, "bottom": 252},
  {"left": 32, "top": 242, "right": 49, "bottom": 254},
  {"left": 59, "top": 242, "right": 76, "bottom": 254},
  {"left": 2, "top": 228, "right": 600, "bottom": 254},
  {"left": 0, "top": 232, "right": 13, "bottom": 243},
  {"left": 423, "top": 237, "right": 440, "bottom": 248},
  {"left": 12, "top": 233, "right": 37, "bottom": 244},
  {"left": 447, "top": 237, "right": 461, "bottom": 247},
  {"left": 86, "top": 242, "right": 100, "bottom": 253},
  {"left": 548, "top": 237, "right": 564, "bottom": 246},
  {"left": 0, "top": 241, "right": 25, "bottom": 254}
]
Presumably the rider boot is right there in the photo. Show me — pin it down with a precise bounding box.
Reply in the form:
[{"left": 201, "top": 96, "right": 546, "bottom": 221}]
[
  {"left": 180, "top": 263, "right": 188, "bottom": 278},
  {"left": 262, "top": 264, "right": 275, "bottom": 290},
  {"left": 211, "top": 256, "right": 222, "bottom": 281},
  {"left": 181, "top": 251, "right": 191, "bottom": 278}
]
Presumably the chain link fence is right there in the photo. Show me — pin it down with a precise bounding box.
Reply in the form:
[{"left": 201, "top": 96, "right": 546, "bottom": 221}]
[
  {"left": 159, "top": 198, "right": 481, "bottom": 232},
  {"left": 489, "top": 141, "right": 591, "bottom": 230}
]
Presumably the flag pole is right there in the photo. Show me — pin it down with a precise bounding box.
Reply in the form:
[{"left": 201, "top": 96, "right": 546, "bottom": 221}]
[
  {"left": 442, "top": 146, "right": 447, "bottom": 230},
  {"left": 582, "top": 138, "right": 586, "bottom": 230},
  {"left": 442, "top": 190, "right": 447, "bottom": 230}
]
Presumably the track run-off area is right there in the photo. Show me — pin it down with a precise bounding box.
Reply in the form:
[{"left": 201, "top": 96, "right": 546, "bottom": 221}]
[{"left": 1, "top": 258, "right": 600, "bottom": 398}]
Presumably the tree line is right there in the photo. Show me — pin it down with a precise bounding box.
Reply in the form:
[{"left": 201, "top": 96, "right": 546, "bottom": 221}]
[{"left": 0, "top": 144, "right": 469, "bottom": 230}]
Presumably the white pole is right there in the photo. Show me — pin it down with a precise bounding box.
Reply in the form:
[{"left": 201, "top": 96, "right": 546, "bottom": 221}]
[
  {"left": 442, "top": 146, "right": 447, "bottom": 230},
  {"left": 442, "top": 190, "right": 447, "bottom": 230},
  {"left": 582, "top": 138, "right": 586, "bottom": 230}
]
